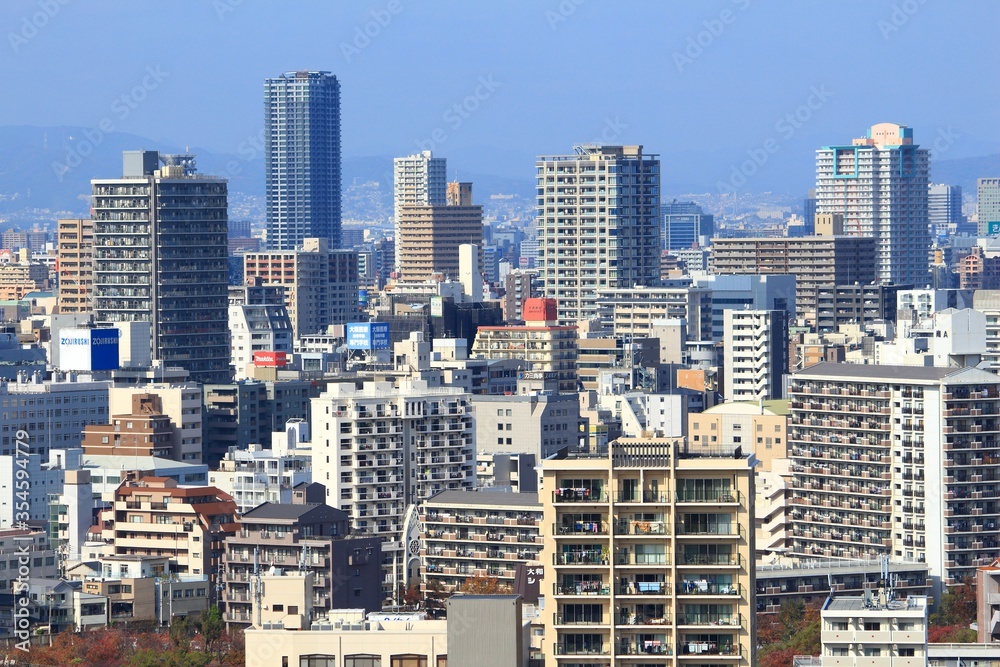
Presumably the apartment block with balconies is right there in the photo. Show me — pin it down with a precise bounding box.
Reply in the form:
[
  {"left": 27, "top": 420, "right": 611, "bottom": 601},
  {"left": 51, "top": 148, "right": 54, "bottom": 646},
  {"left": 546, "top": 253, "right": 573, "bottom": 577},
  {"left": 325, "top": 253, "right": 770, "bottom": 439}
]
[
  {"left": 788, "top": 362, "right": 1000, "bottom": 596},
  {"left": 419, "top": 490, "right": 543, "bottom": 598},
  {"left": 540, "top": 437, "right": 756, "bottom": 667}
]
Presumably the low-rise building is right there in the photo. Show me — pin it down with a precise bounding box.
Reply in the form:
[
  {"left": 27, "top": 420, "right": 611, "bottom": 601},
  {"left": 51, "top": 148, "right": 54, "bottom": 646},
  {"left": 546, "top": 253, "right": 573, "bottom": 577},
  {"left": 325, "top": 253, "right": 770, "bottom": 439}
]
[{"left": 820, "top": 593, "right": 927, "bottom": 666}]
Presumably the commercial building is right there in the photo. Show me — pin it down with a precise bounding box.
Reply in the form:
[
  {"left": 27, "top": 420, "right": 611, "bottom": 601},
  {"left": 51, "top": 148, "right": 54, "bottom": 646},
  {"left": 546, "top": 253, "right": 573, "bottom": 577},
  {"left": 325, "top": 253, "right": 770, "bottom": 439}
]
[
  {"left": 815, "top": 123, "right": 930, "bottom": 286},
  {"left": 928, "top": 183, "right": 964, "bottom": 236},
  {"left": 688, "top": 401, "right": 788, "bottom": 472},
  {"left": 473, "top": 384, "right": 584, "bottom": 459},
  {"left": 265, "top": 71, "right": 341, "bottom": 249},
  {"left": 503, "top": 269, "right": 540, "bottom": 322},
  {"left": 243, "top": 238, "right": 359, "bottom": 338},
  {"left": 222, "top": 488, "right": 382, "bottom": 627},
  {"left": 662, "top": 200, "right": 714, "bottom": 251},
  {"left": 92, "top": 150, "right": 230, "bottom": 383},
  {"left": 420, "top": 490, "right": 543, "bottom": 599},
  {"left": 596, "top": 283, "right": 713, "bottom": 342},
  {"left": 397, "top": 183, "right": 483, "bottom": 282},
  {"left": 472, "top": 297, "right": 578, "bottom": 393},
  {"left": 788, "top": 362, "right": 1000, "bottom": 593},
  {"left": 723, "top": 309, "right": 788, "bottom": 402},
  {"left": 814, "top": 283, "right": 910, "bottom": 334},
  {"left": 540, "top": 437, "right": 756, "bottom": 665},
  {"left": 56, "top": 218, "right": 94, "bottom": 314},
  {"left": 979, "top": 178, "right": 1000, "bottom": 236},
  {"left": 691, "top": 274, "right": 796, "bottom": 342},
  {"left": 228, "top": 282, "right": 293, "bottom": 380},
  {"left": 393, "top": 150, "right": 448, "bottom": 271},
  {"left": 710, "top": 230, "right": 876, "bottom": 323},
  {"left": 537, "top": 145, "right": 661, "bottom": 325}
]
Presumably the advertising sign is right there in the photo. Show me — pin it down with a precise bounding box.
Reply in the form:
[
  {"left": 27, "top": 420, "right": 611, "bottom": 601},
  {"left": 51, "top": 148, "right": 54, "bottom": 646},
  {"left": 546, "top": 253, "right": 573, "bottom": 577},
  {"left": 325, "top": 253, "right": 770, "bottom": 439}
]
[
  {"left": 346, "top": 322, "right": 391, "bottom": 350},
  {"left": 59, "top": 328, "right": 120, "bottom": 371}
]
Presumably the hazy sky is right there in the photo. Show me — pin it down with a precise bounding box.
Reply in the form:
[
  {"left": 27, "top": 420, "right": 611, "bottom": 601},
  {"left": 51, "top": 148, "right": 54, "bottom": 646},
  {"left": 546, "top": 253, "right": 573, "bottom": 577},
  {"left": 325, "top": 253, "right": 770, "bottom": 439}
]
[{"left": 2, "top": 0, "right": 998, "bottom": 191}]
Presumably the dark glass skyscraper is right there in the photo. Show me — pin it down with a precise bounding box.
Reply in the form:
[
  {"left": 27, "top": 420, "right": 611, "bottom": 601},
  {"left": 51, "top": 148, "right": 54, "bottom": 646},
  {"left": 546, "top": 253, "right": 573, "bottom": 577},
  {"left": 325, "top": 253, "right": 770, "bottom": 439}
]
[{"left": 265, "top": 71, "right": 341, "bottom": 250}]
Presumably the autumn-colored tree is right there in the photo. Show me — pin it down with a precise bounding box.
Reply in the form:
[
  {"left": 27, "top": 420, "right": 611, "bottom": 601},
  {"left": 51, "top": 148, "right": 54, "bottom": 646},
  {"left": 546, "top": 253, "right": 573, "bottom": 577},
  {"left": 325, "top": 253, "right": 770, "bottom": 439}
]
[
  {"left": 460, "top": 573, "right": 511, "bottom": 594},
  {"left": 403, "top": 584, "right": 423, "bottom": 607},
  {"left": 759, "top": 646, "right": 799, "bottom": 667},
  {"left": 928, "top": 624, "right": 978, "bottom": 644},
  {"left": 931, "top": 579, "right": 977, "bottom": 629},
  {"left": 197, "top": 605, "right": 226, "bottom": 660},
  {"left": 756, "top": 600, "right": 823, "bottom": 667}
]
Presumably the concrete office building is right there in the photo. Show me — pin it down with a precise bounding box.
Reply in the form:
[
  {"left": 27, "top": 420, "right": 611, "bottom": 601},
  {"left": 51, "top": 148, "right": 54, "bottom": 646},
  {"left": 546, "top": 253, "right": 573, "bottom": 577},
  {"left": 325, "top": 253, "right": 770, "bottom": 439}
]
[
  {"left": 393, "top": 150, "right": 447, "bottom": 271},
  {"left": 814, "top": 283, "right": 910, "bottom": 334},
  {"left": 202, "top": 381, "right": 269, "bottom": 468},
  {"left": 596, "top": 282, "right": 713, "bottom": 342},
  {"left": 397, "top": 182, "right": 484, "bottom": 282},
  {"left": 710, "top": 227, "right": 876, "bottom": 323},
  {"left": 540, "top": 437, "right": 756, "bottom": 665},
  {"left": 537, "top": 145, "right": 661, "bottom": 325},
  {"left": 265, "top": 71, "right": 341, "bottom": 249},
  {"left": 56, "top": 218, "right": 94, "bottom": 314},
  {"left": 503, "top": 269, "right": 540, "bottom": 322},
  {"left": 723, "top": 309, "right": 788, "bottom": 402},
  {"left": 473, "top": 383, "right": 584, "bottom": 459},
  {"left": 788, "top": 362, "right": 1000, "bottom": 593},
  {"left": 92, "top": 150, "right": 230, "bottom": 383},
  {"left": 243, "top": 238, "right": 358, "bottom": 339},
  {"left": 979, "top": 178, "right": 1000, "bottom": 236},
  {"left": 662, "top": 200, "right": 714, "bottom": 251},
  {"left": 692, "top": 274, "right": 797, "bottom": 342},
  {"left": 928, "top": 183, "right": 964, "bottom": 236},
  {"left": 815, "top": 123, "right": 930, "bottom": 286}
]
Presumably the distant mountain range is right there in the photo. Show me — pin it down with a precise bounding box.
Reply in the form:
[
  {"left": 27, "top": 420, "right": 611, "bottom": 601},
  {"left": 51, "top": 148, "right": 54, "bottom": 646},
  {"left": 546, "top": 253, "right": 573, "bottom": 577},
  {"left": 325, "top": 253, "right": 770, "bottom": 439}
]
[{"left": 0, "top": 124, "right": 997, "bottom": 218}]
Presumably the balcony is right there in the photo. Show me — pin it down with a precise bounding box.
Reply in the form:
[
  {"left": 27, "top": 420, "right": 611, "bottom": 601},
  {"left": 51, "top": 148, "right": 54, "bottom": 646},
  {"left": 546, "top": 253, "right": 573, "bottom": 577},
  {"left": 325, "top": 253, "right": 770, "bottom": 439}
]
[
  {"left": 615, "top": 520, "right": 669, "bottom": 536},
  {"left": 554, "top": 643, "right": 610, "bottom": 656},
  {"left": 555, "top": 521, "right": 608, "bottom": 536},
  {"left": 677, "top": 581, "right": 743, "bottom": 597},
  {"left": 615, "top": 640, "right": 672, "bottom": 656},
  {"left": 555, "top": 582, "right": 610, "bottom": 596},
  {"left": 677, "top": 613, "right": 742, "bottom": 628},
  {"left": 555, "top": 551, "right": 608, "bottom": 566},
  {"left": 676, "top": 489, "right": 742, "bottom": 505},
  {"left": 618, "top": 581, "right": 667, "bottom": 596}
]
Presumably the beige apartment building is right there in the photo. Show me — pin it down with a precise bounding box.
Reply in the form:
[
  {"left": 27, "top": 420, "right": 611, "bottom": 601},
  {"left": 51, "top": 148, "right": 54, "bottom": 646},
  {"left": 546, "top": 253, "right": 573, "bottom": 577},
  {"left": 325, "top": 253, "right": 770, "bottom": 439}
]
[
  {"left": 820, "top": 594, "right": 927, "bottom": 666},
  {"left": 56, "top": 218, "right": 94, "bottom": 314},
  {"left": 788, "top": 362, "right": 1000, "bottom": 594},
  {"left": 244, "top": 238, "right": 359, "bottom": 338},
  {"left": 541, "top": 437, "right": 756, "bottom": 666},
  {"left": 397, "top": 182, "right": 483, "bottom": 282},
  {"left": 710, "top": 226, "right": 876, "bottom": 324},
  {"left": 688, "top": 401, "right": 787, "bottom": 472}
]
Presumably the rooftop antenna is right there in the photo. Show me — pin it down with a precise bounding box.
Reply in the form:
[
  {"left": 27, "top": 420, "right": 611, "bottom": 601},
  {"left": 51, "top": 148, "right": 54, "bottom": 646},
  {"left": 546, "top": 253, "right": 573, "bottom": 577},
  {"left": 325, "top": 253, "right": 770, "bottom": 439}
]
[{"left": 253, "top": 545, "right": 262, "bottom": 627}]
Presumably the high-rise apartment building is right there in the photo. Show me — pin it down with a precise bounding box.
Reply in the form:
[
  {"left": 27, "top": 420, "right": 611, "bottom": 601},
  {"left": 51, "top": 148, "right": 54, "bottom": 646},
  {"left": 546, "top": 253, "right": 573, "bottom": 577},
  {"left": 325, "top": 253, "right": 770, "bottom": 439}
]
[
  {"left": 397, "top": 182, "right": 483, "bottom": 282},
  {"left": 928, "top": 183, "right": 964, "bottom": 237},
  {"left": 723, "top": 309, "right": 788, "bottom": 402},
  {"left": 393, "top": 151, "right": 447, "bottom": 271},
  {"left": 815, "top": 123, "right": 930, "bottom": 286},
  {"left": 788, "top": 362, "right": 1000, "bottom": 593},
  {"left": 662, "top": 200, "right": 714, "bottom": 251},
  {"left": 265, "top": 71, "right": 341, "bottom": 250},
  {"left": 710, "top": 227, "right": 876, "bottom": 323},
  {"left": 979, "top": 178, "right": 1000, "bottom": 236},
  {"left": 56, "top": 218, "right": 94, "bottom": 314},
  {"left": 228, "top": 282, "right": 293, "bottom": 380},
  {"left": 311, "top": 378, "right": 475, "bottom": 600},
  {"left": 537, "top": 145, "right": 661, "bottom": 325},
  {"left": 92, "top": 150, "right": 230, "bottom": 384},
  {"left": 243, "top": 238, "right": 358, "bottom": 339},
  {"left": 540, "top": 437, "right": 756, "bottom": 666}
]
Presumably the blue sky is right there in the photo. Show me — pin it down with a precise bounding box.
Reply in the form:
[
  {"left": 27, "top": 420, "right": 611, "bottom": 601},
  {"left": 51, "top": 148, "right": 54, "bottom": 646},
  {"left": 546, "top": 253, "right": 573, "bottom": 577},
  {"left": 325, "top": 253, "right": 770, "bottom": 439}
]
[{"left": 1, "top": 0, "right": 998, "bottom": 192}]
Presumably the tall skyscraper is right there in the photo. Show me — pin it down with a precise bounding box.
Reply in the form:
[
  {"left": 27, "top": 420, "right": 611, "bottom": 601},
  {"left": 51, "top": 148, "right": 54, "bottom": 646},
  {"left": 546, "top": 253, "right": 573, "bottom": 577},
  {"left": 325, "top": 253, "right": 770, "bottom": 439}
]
[
  {"left": 661, "top": 200, "right": 714, "bottom": 251},
  {"left": 537, "top": 145, "right": 661, "bottom": 325},
  {"left": 979, "top": 178, "right": 1000, "bottom": 236},
  {"left": 815, "top": 123, "right": 930, "bottom": 286},
  {"left": 265, "top": 71, "right": 341, "bottom": 250},
  {"left": 92, "top": 150, "right": 230, "bottom": 384},
  {"left": 393, "top": 150, "right": 447, "bottom": 271},
  {"left": 928, "top": 183, "right": 964, "bottom": 237}
]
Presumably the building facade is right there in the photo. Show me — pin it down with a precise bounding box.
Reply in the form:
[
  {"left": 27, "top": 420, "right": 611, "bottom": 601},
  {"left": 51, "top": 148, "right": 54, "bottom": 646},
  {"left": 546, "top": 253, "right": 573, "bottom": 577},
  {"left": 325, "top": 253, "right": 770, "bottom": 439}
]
[
  {"left": 815, "top": 123, "right": 930, "bottom": 286},
  {"left": 92, "top": 150, "right": 230, "bottom": 383},
  {"left": 265, "top": 71, "right": 341, "bottom": 250},
  {"left": 393, "top": 150, "right": 447, "bottom": 271},
  {"left": 537, "top": 145, "right": 661, "bottom": 325},
  {"left": 397, "top": 184, "right": 483, "bottom": 282},
  {"left": 56, "top": 218, "right": 94, "bottom": 314},
  {"left": 540, "top": 438, "right": 756, "bottom": 666},
  {"left": 722, "top": 309, "right": 788, "bottom": 402}
]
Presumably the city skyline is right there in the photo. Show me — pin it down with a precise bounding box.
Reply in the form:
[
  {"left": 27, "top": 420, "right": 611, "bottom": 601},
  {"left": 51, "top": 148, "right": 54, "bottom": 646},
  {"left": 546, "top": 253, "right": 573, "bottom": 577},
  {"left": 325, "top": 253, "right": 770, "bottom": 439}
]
[{"left": 0, "top": 1, "right": 997, "bottom": 204}]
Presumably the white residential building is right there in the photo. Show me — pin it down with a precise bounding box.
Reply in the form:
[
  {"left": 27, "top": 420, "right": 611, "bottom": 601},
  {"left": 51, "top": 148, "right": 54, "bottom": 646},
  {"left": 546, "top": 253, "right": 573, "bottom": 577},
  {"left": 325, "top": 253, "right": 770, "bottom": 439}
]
[
  {"left": 820, "top": 594, "right": 927, "bottom": 666},
  {"left": 228, "top": 283, "right": 293, "bottom": 381},
  {"left": 723, "top": 309, "right": 788, "bottom": 402},
  {"left": 208, "top": 444, "right": 312, "bottom": 513},
  {"left": 815, "top": 122, "right": 930, "bottom": 286},
  {"left": 311, "top": 376, "right": 475, "bottom": 598}
]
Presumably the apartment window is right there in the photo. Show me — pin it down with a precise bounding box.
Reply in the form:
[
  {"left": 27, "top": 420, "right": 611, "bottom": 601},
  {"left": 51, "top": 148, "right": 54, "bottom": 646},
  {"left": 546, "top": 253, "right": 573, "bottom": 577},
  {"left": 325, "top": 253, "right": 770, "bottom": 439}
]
[
  {"left": 898, "top": 648, "right": 915, "bottom": 657},
  {"left": 831, "top": 621, "right": 848, "bottom": 631},
  {"left": 391, "top": 657, "right": 427, "bottom": 667},
  {"left": 345, "top": 658, "right": 380, "bottom": 667},
  {"left": 864, "top": 621, "right": 881, "bottom": 631},
  {"left": 864, "top": 648, "right": 882, "bottom": 657},
  {"left": 273, "top": 604, "right": 284, "bottom": 612},
  {"left": 300, "top": 657, "right": 335, "bottom": 667}
]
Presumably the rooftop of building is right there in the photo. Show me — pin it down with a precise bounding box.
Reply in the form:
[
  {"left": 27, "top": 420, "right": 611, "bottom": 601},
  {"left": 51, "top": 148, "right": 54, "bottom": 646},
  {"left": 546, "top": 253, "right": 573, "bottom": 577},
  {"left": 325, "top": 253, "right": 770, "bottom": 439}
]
[
  {"left": 424, "top": 489, "right": 540, "bottom": 509},
  {"left": 794, "top": 361, "right": 1000, "bottom": 383},
  {"left": 240, "top": 502, "right": 346, "bottom": 523},
  {"left": 699, "top": 400, "right": 789, "bottom": 417},
  {"left": 823, "top": 595, "right": 927, "bottom": 613}
]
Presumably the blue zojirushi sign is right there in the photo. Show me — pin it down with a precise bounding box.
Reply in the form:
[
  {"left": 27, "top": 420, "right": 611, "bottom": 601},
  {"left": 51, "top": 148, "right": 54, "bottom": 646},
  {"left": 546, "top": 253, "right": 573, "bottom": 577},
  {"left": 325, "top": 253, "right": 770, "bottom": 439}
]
[{"left": 59, "top": 328, "right": 120, "bottom": 371}]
